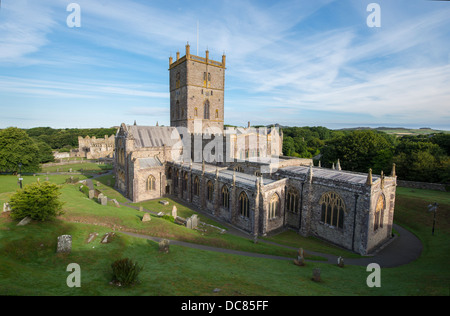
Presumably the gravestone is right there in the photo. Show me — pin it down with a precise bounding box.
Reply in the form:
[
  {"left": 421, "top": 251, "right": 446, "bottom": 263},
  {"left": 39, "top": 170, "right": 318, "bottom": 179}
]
[
  {"left": 111, "top": 199, "right": 120, "bottom": 207},
  {"left": 294, "top": 248, "right": 305, "bottom": 266},
  {"left": 86, "top": 232, "right": 98, "bottom": 244},
  {"left": 101, "top": 232, "right": 115, "bottom": 244},
  {"left": 69, "top": 168, "right": 72, "bottom": 173},
  {"left": 191, "top": 214, "right": 198, "bottom": 229},
  {"left": 85, "top": 179, "right": 94, "bottom": 190},
  {"left": 142, "top": 213, "right": 151, "bottom": 222},
  {"left": 98, "top": 193, "right": 107, "bottom": 206},
  {"left": 337, "top": 256, "right": 344, "bottom": 268},
  {"left": 57, "top": 235, "right": 72, "bottom": 253},
  {"left": 159, "top": 200, "right": 169, "bottom": 206},
  {"left": 157, "top": 212, "right": 164, "bottom": 217},
  {"left": 312, "top": 268, "right": 321, "bottom": 282},
  {"left": 172, "top": 205, "right": 177, "bottom": 218},
  {"left": 89, "top": 190, "right": 95, "bottom": 199},
  {"left": 139, "top": 206, "right": 144, "bottom": 212},
  {"left": 3, "top": 202, "right": 11, "bottom": 213},
  {"left": 159, "top": 239, "right": 170, "bottom": 253},
  {"left": 186, "top": 217, "right": 192, "bottom": 229},
  {"left": 17, "top": 216, "right": 32, "bottom": 226}
]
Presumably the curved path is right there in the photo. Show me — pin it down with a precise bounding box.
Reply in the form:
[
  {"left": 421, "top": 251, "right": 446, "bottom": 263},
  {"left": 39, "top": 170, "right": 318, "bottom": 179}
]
[
  {"left": 120, "top": 221, "right": 423, "bottom": 268},
  {"left": 48, "top": 168, "right": 422, "bottom": 268}
]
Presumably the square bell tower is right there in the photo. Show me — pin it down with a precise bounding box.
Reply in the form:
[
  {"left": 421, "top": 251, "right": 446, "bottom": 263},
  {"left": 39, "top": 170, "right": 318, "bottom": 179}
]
[{"left": 169, "top": 43, "right": 226, "bottom": 134}]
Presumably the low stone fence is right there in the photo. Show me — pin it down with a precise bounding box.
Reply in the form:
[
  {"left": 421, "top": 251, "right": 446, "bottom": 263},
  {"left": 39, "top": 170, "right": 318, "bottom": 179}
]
[{"left": 397, "top": 180, "right": 447, "bottom": 192}]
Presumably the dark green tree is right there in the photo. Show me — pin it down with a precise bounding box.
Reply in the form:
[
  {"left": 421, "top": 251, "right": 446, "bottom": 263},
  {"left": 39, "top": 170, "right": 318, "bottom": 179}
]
[
  {"left": 0, "top": 127, "right": 40, "bottom": 173},
  {"left": 9, "top": 181, "right": 65, "bottom": 221},
  {"left": 321, "top": 130, "right": 395, "bottom": 173}
]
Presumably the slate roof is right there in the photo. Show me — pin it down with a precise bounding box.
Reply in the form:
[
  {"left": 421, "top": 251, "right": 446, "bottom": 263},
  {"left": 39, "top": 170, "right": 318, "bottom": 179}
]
[
  {"left": 279, "top": 165, "right": 378, "bottom": 185},
  {"left": 127, "top": 125, "right": 181, "bottom": 148},
  {"left": 138, "top": 157, "right": 163, "bottom": 169}
]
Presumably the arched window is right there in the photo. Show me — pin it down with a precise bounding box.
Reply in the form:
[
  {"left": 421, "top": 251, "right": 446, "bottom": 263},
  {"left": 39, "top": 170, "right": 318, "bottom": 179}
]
[
  {"left": 167, "top": 167, "right": 172, "bottom": 180},
  {"left": 207, "top": 181, "right": 214, "bottom": 202},
  {"left": 147, "top": 175, "right": 156, "bottom": 191},
  {"left": 194, "top": 107, "right": 198, "bottom": 117},
  {"left": 193, "top": 176, "right": 200, "bottom": 196},
  {"left": 221, "top": 185, "right": 229, "bottom": 209},
  {"left": 215, "top": 109, "right": 219, "bottom": 118},
  {"left": 182, "top": 172, "right": 188, "bottom": 192},
  {"left": 374, "top": 194, "right": 385, "bottom": 231},
  {"left": 176, "top": 72, "right": 180, "bottom": 89},
  {"left": 268, "top": 193, "right": 280, "bottom": 219},
  {"left": 287, "top": 189, "right": 299, "bottom": 213},
  {"left": 239, "top": 191, "right": 249, "bottom": 218},
  {"left": 204, "top": 100, "right": 210, "bottom": 119},
  {"left": 174, "top": 170, "right": 179, "bottom": 188},
  {"left": 319, "top": 192, "right": 345, "bottom": 229}
]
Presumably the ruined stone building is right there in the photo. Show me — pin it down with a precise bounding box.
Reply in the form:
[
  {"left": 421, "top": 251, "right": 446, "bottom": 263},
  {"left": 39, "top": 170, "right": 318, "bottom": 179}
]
[
  {"left": 77, "top": 135, "right": 115, "bottom": 159},
  {"left": 114, "top": 44, "right": 397, "bottom": 255}
]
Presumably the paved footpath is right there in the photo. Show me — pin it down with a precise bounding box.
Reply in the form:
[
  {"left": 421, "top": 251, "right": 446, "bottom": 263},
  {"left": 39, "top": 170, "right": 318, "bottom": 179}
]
[{"left": 120, "top": 222, "right": 423, "bottom": 268}]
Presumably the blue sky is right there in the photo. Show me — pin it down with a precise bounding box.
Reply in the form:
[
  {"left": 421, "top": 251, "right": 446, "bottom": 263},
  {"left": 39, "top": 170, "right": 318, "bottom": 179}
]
[{"left": 0, "top": 0, "right": 449, "bottom": 130}]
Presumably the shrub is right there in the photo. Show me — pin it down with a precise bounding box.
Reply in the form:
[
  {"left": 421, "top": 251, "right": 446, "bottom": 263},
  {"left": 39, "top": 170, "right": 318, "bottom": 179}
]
[
  {"left": 9, "top": 181, "right": 64, "bottom": 221},
  {"left": 111, "top": 258, "right": 143, "bottom": 287}
]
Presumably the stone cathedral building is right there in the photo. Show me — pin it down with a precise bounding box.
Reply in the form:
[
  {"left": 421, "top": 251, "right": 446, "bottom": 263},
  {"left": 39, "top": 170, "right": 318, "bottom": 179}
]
[{"left": 114, "top": 44, "right": 397, "bottom": 255}]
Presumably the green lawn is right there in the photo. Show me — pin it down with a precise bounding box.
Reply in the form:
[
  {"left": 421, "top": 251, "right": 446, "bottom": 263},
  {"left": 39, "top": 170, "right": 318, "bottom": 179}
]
[
  {"left": 41, "top": 162, "right": 112, "bottom": 173},
  {"left": 0, "top": 174, "right": 449, "bottom": 296}
]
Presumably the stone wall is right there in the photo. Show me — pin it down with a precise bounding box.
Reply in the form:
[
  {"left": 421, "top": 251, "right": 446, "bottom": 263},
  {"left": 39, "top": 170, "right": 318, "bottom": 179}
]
[{"left": 397, "top": 180, "right": 446, "bottom": 192}]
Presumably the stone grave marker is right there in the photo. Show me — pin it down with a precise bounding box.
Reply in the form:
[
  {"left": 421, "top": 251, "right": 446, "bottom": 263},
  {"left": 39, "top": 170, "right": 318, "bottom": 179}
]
[
  {"left": 142, "top": 213, "right": 151, "bottom": 222},
  {"left": 101, "top": 232, "right": 115, "bottom": 244},
  {"left": 191, "top": 214, "right": 198, "bottom": 229},
  {"left": 159, "top": 200, "right": 169, "bottom": 206},
  {"left": 172, "top": 205, "right": 177, "bottom": 218},
  {"left": 17, "top": 216, "right": 32, "bottom": 226},
  {"left": 159, "top": 239, "right": 170, "bottom": 253},
  {"left": 89, "top": 190, "right": 95, "bottom": 199},
  {"left": 57, "top": 235, "right": 72, "bottom": 253},
  {"left": 186, "top": 217, "right": 192, "bottom": 229},
  {"left": 312, "top": 268, "right": 321, "bottom": 282},
  {"left": 3, "top": 202, "right": 11, "bottom": 213},
  {"left": 86, "top": 232, "right": 98, "bottom": 244}
]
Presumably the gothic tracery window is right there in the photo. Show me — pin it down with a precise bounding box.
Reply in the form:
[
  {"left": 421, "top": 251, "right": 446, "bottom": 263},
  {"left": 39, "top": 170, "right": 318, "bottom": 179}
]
[
  {"left": 147, "top": 175, "right": 156, "bottom": 191},
  {"left": 287, "top": 189, "right": 299, "bottom": 213},
  {"left": 207, "top": 180, "right": 214, "bottom": 202},
  {"left": 268, "top": 193, "right": 280, "bottom": 219},
  {"left": 374, "top": 194, "right": 385, "bottom": 231},
  {"left": 222, "top": 185, "right": 229, "bottom": 209},
  {"left": 204, "top": 100, "right": 210, "bottom": 119},
  {"left": 319, "top": 192, "right": 346, "bottom": 229},
  {"left": 239, "top": 191, "right": 249, "bottom": 218},
  {"left": 194, "top": 176, "right": 200, "bottom": 196}
]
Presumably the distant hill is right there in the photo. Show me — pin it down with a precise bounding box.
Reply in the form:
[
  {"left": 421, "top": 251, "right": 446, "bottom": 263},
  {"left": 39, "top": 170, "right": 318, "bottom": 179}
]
[{"left": 336, "top": 127, "right": 450, "bottom": 136}]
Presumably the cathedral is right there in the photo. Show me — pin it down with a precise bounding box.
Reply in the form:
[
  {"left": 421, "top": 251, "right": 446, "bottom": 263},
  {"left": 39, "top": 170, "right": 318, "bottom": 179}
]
[{"left": 114, "top": 44, "right": 397, "bottom": 255}]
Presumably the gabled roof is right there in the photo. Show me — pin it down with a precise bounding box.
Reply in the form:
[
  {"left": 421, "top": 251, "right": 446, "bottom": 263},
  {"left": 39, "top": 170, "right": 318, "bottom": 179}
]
[{"left": 126, "top": 125, "right": 181, "bottom": 148}]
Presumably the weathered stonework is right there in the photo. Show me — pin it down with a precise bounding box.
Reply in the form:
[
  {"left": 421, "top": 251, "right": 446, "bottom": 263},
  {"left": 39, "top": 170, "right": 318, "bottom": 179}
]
[{"left": 113, "top": 46, "right": 397, "bottom": 255}]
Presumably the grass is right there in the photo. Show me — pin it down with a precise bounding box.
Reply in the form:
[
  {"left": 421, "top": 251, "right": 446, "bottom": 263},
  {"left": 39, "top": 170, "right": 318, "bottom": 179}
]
[
  {"left": 40, "top": 162, "right": 112, "bottom": 173},
  {"left": 0, "top": 174, "right": 449, "bottom": 296}
]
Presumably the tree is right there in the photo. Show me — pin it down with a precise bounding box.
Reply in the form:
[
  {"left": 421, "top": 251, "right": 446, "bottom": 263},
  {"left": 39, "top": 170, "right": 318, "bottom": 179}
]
[
  {"left": 9, "top": 181, "right": 64, "bottom": 221},
  {"left": 321, "top": 130, "right": 395, "bottom": 173},
  {"left": 0, "top": 127, "right": 40, "bottom": 173}
]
